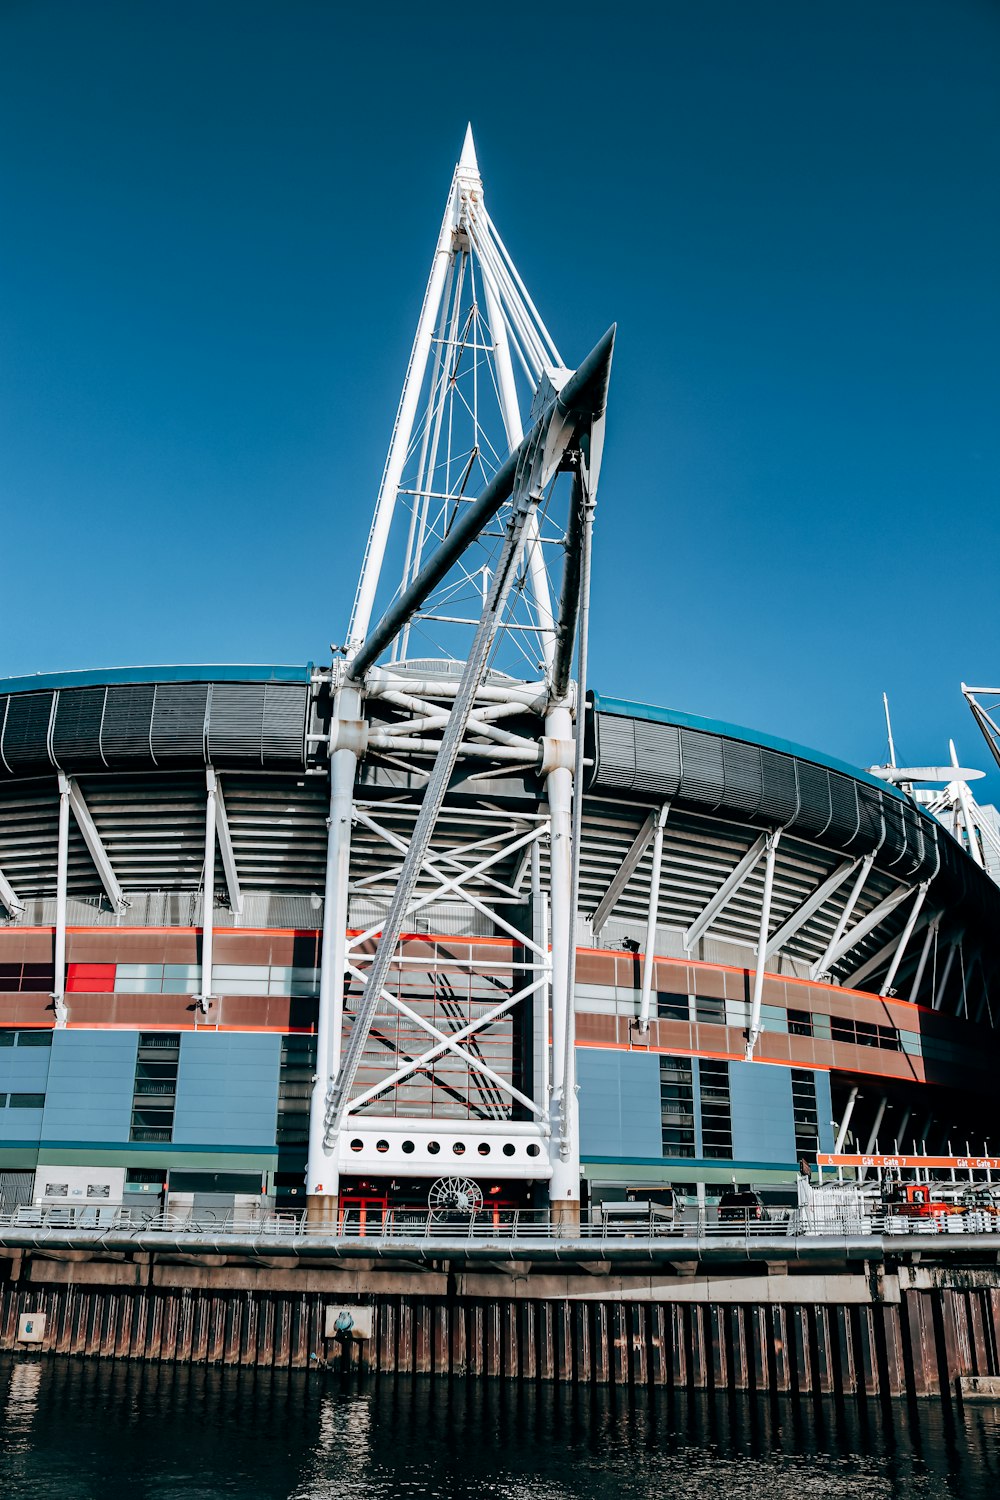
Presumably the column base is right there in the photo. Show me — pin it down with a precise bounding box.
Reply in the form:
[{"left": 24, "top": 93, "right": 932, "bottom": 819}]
[
  {"left": 549, "top": 1198, "right": 581, "bottom": 1235},
  {"left": 306, "top": 1193, "right": 340, "bottom": 1230}
]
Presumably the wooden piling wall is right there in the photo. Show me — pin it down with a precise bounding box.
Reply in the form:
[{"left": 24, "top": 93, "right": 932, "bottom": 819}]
[{"left": 3, "top": 1280, "right": 1000, "bottom": 1398}]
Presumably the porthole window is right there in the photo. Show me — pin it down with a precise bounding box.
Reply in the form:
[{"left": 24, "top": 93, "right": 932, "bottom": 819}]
[
  {"left": 502, "top": 1143, "right": 516, "bottom": 1157},
  {"left": 350, "top": 1138, "right": 364, "bottom": 1153},
  {"left": 477, "top": 1143, "right": 490, "bottom": 1156},
  {"left": 401, "top": 1140, "right": 415, "bottom": 1154},
  {"left": 452, "top": 1142, "right": 466, "bottom": 1156},
  {"left": 376, "top": 1139, "right": 389, "bottom": 1153},
  {"left": 526, "top": 1143, "right": 540, "bottom": 1158},
  {"left": 427, "top": 1141, "right": 440, "bottom": 1155}
]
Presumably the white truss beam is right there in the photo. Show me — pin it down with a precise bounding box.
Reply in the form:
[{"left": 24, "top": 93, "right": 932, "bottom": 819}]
[
  {"left": 213, "top": 776, "right": 243, "bottom": 918},
  {"left": 932, "top": 934, "right": 961, "bottom": 1011},
  {"left": 763, "top": 857, "right": 858, "bottom": 961},
  {"left": 195, "top": 768, "right": 218, "bottom": 1008},
  {"left": 816, "top": 883, "right": 911, "bottom": 980},
  {"left": 809, "top": 852, "right": 875, "bottom": 980},
  {"left": 683, "top": 832, "right": 768, "bottom": 953},
  {"left": 637, "top": 804, "right": 670, "bottom": 1033},
  {"left": 908, "top": 915, "right": 940, "bottom": 1004},
  {"left": 877, "top": 882, "right": 930, "bottom": 996},
  {"left": 834, "top": 1085, "right": 859, "bottom": 1154},
  {"left": 843, "top": 901, "right": 931, "bottom": 992},
  {"left": 66, "top": 777, "right": 127, "bottom": 914},
  {"left": 0, "top": 866, "right": 24, "bottom": 919},
  {"left": 53, "top": 774, "right": 70, "bottom": 1026},
  {"left": 745, "top": 829, "right": 781, "bottom": 1060},
  {"left": 591, "top": 809, "right": 660, "bottom": 935}
]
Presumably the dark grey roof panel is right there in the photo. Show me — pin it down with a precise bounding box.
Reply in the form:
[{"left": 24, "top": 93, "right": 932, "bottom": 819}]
[
  {"left": 677, "top": 729, "right": 724, "bottom": 811},
  {"left": 0, "top": 680, "right": 310, "bottom": 776},
  {"left": 589, "top": 706, "right": 950, "bottom": 893},
  {"left": 51, "top": 687, "right": 106, "bottom": 771},
  {"left": 0, "top": 692, "right": 54, "bottom": 776},
  {"left": 102, "top": 684, "right": 157, "bottom": 766},
  {"left": 757, "top": 748, "right": 799, "bottom": 824},
  {"left": 262, "top": 682, "right": 309, "bottom": 767}
]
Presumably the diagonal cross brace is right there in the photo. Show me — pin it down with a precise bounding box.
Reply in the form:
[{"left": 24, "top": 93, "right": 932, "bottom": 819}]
[
  {"left": 343, "top": 970, "right": 548, "bottom": 1117},
  {"left": 348, "top": 811, "right": 548, "bottom": 956},
  {"left": 324, "top": 421, "right": 561, "bottom": 1141}
]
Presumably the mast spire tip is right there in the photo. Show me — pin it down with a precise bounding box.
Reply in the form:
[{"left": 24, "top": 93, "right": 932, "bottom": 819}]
[{"left": 459, "top": 123, "right": 479, "bottom": 172}]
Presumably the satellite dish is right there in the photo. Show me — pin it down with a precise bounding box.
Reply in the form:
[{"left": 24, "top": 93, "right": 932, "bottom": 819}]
[{"left": 868, "top": 765, "right": 986, "bottom": 785}]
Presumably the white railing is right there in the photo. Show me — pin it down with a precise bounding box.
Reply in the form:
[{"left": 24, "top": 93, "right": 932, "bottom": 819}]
[{"left": 2, "top": 1201, "right": 999, "bottom": 1240}]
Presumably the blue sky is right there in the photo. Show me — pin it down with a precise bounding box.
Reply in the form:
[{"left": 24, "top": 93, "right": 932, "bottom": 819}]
[{"left": 1, "top": 1, "right": 998, "bottom": 784}]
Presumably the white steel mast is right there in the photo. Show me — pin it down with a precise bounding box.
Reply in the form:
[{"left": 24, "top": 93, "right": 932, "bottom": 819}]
[{"left": 308, "top": 129, "right": 614, "bottom": 1231}]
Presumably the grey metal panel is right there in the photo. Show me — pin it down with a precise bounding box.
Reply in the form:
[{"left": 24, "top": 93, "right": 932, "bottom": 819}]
[
  {"left": 591, "top": 714, "right": 637, "bottom": 790},
  {"left": 721, "top": 738, "right": 764, "bottom": 817},
  {"left": 894, "top": 798, "right": 933, "bottom": 879},
  {"left": 677, "top": 728, "right": 725, "bottom": 810},
  {"left": 880, "top": 797, "right": 910, "bottom": 870},
  {"left": 50, "top": 687, "right": 107, "bottom": 771},
  {"left": 149, "top": 683, "right": 210, "bottom": 765},
  {"left": 0, "top": 693, "right": 56, "bottom": 777},
  {"left": 855, "top": 785, "right": 884, "bottom": 851},
  {"left": 101, "top": 684, "right": 157, "bottom": 767},
  {"left": 631, "top": 719, "right": 680, "bottom": 796},
  {"left": 827, "top": 772, "right": 861, "bottom": 847},
  {"left": 207, "top": 682, "right": 267, "bottom": 765},
  {"left": 792, "top": 761, "right": 832, "bottom": 839},
  {"left": 758, "top": 748, "right": 799, "bottom": 824},
  {"left": 261, "top": 683, "right": 309, "bottom": 767}
]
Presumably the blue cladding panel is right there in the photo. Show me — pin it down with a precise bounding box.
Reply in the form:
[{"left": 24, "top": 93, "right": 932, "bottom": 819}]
[
  {"left": 815, "top": 1071, "right": 834, "bottom": 1153},
  {"left": 578, "top": 1048, "right": 662, "bottom": 1159},
  {"left": 40, "top": 1031, "right": 138, "bottom": 1143},
  {"left": 0, "top": 1042, "right": 52, "bottom": 1142},
  {"left": 0, "top": 1048, "right": 51, "bottom": 1091},
  {"left": 729, "top": 1061, "right": 796, "bottom": 1165},
  {"left": 173, "top": 1033, "right": 281, "bottom": 1149},
  {"left": 0, "top": 1107, "right": 44, "bottom": 1142}
]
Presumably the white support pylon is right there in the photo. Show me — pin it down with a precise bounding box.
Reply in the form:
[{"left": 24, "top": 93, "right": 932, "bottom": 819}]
[
  {"left": 308, "top": 130, "right": 614, "bottom": 1233},
  {"left": 307, "top": 681, "right": 362, "bottom": 1223},
  {"left": 346, "top": 126, "right": 560, "bottom": 680}
]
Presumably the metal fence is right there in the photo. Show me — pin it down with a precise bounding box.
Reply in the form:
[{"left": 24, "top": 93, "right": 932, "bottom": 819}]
[{"left": 2, "top": 1202, "right": 999, "bottom": 1240}]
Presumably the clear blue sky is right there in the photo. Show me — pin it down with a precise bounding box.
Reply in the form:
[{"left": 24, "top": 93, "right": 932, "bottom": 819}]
[{"left": 1, "top": 1, "right": 998, "bottom": 784}]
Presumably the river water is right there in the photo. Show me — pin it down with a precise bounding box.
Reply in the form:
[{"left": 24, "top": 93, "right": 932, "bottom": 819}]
[{"left": 1, "top": 1355, "right": 999, "bottom": 1498}]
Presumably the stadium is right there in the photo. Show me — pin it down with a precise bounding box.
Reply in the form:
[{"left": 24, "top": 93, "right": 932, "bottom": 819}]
[{"left": 1, "top": 133, "right": 998, "bottom": 1230}]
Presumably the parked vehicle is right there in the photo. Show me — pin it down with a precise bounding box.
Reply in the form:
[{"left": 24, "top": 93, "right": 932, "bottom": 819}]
[
  {"left": 881, "top": 1182, "right": 952, "bottom": 1221},
  {"left": 718, "top": 1188, "right": 767, "bottom": 1224}
]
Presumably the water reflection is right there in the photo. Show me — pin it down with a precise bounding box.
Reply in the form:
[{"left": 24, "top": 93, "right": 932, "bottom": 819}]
[{"left": 0, "top": 1355, "right": 997, "bottom": 1499}]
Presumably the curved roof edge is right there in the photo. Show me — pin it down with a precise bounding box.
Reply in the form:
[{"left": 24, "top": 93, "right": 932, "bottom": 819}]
[
  {"left": 0, "top": 663, "right": 314, "bottom": 694},
  {"left": 590, "top": 691, "right": 906, "bottom": 804}
]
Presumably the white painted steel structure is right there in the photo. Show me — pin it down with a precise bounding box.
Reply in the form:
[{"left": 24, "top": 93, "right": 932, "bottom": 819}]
[{"left": 307, "top": 130, "right": 613, "bottom": 1225}]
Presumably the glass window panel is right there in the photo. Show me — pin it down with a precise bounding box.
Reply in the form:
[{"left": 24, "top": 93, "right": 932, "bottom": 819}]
[
  {"left": 657, "top": 993, "right": 690, "bottom": 1021},
  {"left": 17, "top": 1031, "right": 52, "bottom": 1047}
]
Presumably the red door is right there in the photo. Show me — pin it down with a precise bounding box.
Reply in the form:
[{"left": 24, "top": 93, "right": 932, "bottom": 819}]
[{"left": 338, "top": 1196, "right": 388, "bottom": 1236}]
